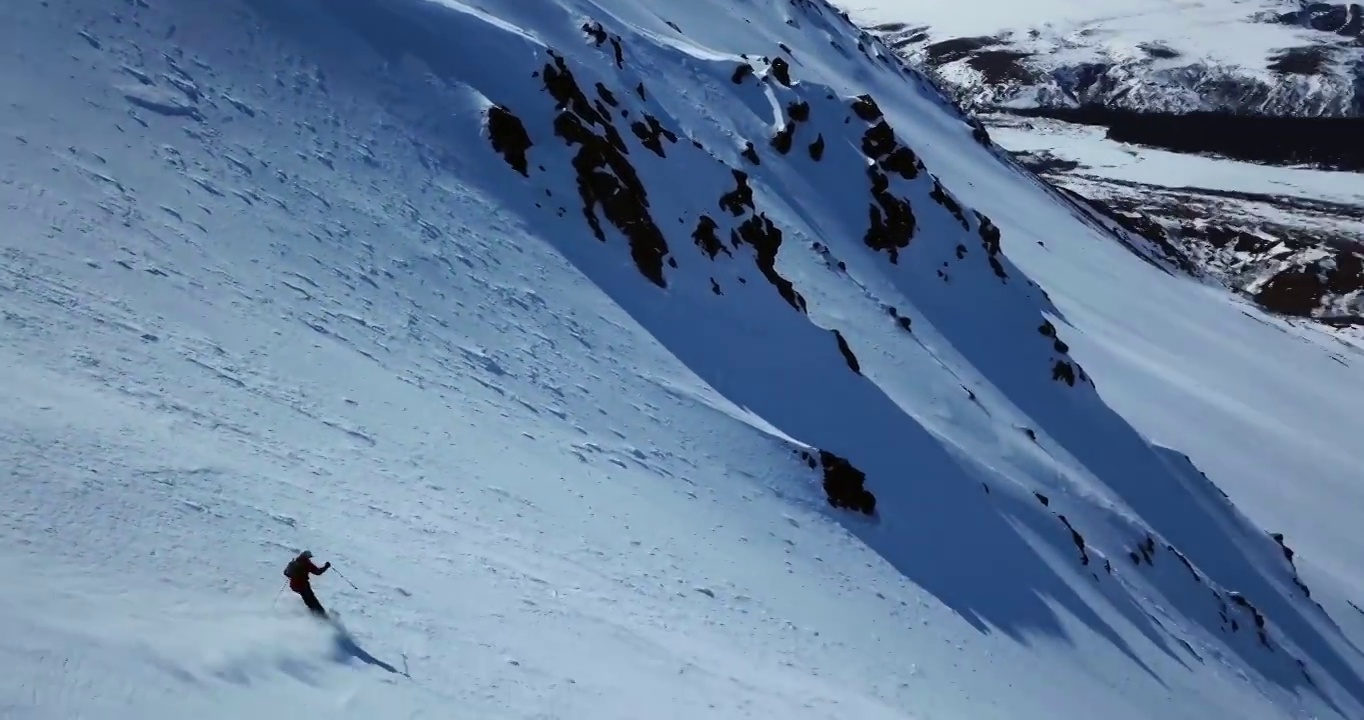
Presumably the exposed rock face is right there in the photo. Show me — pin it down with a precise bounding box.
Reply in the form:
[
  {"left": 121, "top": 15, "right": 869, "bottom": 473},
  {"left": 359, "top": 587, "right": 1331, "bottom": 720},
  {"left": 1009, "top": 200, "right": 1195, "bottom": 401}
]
[
  {"left": 833, "top": 329, "right": 861, "bottom": 374},
  {"left": 486, "top": 105, "right": 532, "bottom": 176},
  {"left": 770, "top": 56, "right": 793, "bottom": 86},
  {"left": 541, "top": 51, "right": 672, "bottom": 287},
  {"left": 817, "top": 449, "right": 876, "bottom": 515},
  {"left": 855, "top": 111, "right": 922, "bottom": 263},
  {"left": 630, "top": 113, "right": 678, "bottom": 157}
]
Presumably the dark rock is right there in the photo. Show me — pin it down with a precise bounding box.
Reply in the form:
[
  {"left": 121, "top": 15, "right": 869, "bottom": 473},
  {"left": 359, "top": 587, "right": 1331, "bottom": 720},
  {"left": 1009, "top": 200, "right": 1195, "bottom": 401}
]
[
  {"left": 976, "top": 215, "right": 1008, "bottom": 280},
  {"left": 1139, "top": 42, "right": 1181, "bottom": 59},
  {"left": 581, "top": 21, "right": 607, "bottom": 46},
  {"left": 818, "top": 449, "right": 876, "bottom": 515},
  {"left": 595, "top": 82, "right": 618, "bottom": 106},
  {"left": 732, "top": 213, "right": 806, "bottom": 312},
  {"left": 923, "top": 35, "right": 999, "bottom": 64},
  {"left": 1227, "top": 592, "right": 1270, "bottom": 646},
  {"left": 968, "top": 116, "right": 991, "bottom": 145},
  {"left": 692, "top": 215, "right": 728, "bottom": 259},
  {"left": 861, "top": 122, "right": 918, "bottom": 179},
  {"left": 851, "top": 94, "right": 883, "bottom": 121},
  {"left": 833, "top": 329, "right": 861, "bottom": 374},
  {"left": 1294, "top": 577, "right": 1312, "bottom": 598},
  {"left": 772, "top": 123, "right": 796, "bottom": 154},
  {"left": 1270, "top": 532, "right": 1295, "bottom": 563},
  {"left": 1058, "top": 515, "right": 1089, "bottom": 565},
  {"left": 863, "top": 169, "right": 916, "bottom": 262},
  {"left": 770, "top": 56, "right": 793, "bottom": 85},
  {"left": 1047, "top": 360, "right": 1069, "bottom": 387},
  {"left": 1255, "top": 264, "right": 1326, "bottom": 316},
  {"left": 1268, "top": 46, "right": 1335, "bottom": 76},
  {"left": 1167, "top": 544, "right": 1201, "bottom": 583},
  {"left": 486, "top": 104, "right": 533, "bottom": 177},
  {"left": 1275, "top": 3, "right": 1364, "bottom": 40},
  {"left": 542, "top": 52, "right": 670, "bottom": 287},
  {"left": 579, "top": 22, "right": 624, "bottom": 67},
  {"left": 630, "top": 113, "right": 678, "bottom": 157},
  {"left": 808, "top": 133, "right": 825, "bottom": 160},
  {"left": 930, "top": 178, "right": 969, "bottom": 228},
  {"left": 1047, "top": 357, "right": 1069, "bottom": 384},
  {"left": 719, "top": 170, "right": 754, "bottom": 216},
  {"left": 965, "top": 49, "right": 1035, "bottom": 85}
]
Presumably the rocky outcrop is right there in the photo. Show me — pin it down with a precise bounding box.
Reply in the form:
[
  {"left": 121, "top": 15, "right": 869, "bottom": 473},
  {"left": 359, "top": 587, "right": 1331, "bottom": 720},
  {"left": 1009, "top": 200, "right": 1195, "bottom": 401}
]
[
  {"left": 486, "top": 104, "right": 532, "bottom": 176},
  {"left": 540, "top": 51, "right": 672, "bottom": 287},
  {"left": 814, "top": 449, "right": 876, "bottom": 515}
]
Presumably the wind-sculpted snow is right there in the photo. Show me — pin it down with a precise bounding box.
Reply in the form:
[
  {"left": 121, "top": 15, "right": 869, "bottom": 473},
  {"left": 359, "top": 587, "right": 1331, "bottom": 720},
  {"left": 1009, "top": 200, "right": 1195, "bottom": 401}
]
[{"left": 2, "top": 0, "right": 1363, "bottom": 718}]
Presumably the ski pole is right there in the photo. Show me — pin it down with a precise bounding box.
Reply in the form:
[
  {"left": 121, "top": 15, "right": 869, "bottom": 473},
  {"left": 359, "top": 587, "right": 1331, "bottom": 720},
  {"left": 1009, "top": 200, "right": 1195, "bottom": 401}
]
[
  {"left": 331, "top": 566, "right": 359, "bottom": 590},
  {"left": 271, "top": 582, "right": 287, "bottom": 607}
]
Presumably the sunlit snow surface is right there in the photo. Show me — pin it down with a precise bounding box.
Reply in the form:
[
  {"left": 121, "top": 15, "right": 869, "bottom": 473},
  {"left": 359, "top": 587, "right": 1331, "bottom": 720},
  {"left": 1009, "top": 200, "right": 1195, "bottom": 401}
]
[{"left": 2, "top": 0, "right": 1363, "bottom": 719}]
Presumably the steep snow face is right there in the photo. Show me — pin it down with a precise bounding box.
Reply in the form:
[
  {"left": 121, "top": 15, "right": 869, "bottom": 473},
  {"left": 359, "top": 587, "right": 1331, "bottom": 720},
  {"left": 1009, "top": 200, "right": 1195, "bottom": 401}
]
[
  {"left": 858, "top": 0, "right": 1364, "bottom": 116},
  {"left": 3, "top": 1, "right": 1364, "bottom": 720}
]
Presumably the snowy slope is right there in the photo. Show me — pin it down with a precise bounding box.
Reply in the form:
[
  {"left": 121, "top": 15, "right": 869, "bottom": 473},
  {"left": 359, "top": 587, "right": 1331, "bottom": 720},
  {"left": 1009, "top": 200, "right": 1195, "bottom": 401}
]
[
  {"left": 3, "top": 1, "right": 1364, "bottom": 719},
  {"left": 857, "top": 0, "right": 1364, "bottom": 116}
]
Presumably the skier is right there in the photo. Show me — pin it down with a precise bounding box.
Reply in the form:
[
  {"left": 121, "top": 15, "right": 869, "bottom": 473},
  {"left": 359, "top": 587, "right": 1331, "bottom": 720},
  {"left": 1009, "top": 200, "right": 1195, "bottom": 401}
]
[{"left": 283, "top": 550, "right": 331, "bottom": 617}]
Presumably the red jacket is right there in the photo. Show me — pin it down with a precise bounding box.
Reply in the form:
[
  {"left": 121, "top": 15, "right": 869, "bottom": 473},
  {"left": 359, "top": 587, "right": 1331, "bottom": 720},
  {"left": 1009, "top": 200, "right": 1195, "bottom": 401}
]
[{"left": 287, "top": 556, "right": 327, "bottom": 591}]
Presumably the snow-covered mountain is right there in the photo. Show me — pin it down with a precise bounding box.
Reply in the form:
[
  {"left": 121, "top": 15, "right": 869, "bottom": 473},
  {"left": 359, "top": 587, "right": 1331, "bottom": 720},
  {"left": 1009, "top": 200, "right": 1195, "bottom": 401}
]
[
  {"left": 860, "top": 0, "right": 1364, "bottom": 326},
  {"left": 4, "top": 1, "right": 1364, "bottom": 719},
  {"left": 861, "top": 0, "right": 1364, "bottom": 117}
]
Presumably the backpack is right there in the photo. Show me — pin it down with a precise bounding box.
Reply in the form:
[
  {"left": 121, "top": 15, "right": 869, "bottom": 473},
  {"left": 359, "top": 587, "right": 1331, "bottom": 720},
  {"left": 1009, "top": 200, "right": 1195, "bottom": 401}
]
[{"left": 283, "top": 557, "right": 305, "bottom": 580}]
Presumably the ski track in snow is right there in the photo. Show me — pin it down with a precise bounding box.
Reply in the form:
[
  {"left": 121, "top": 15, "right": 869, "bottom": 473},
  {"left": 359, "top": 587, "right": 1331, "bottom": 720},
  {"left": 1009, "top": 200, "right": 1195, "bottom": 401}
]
[{"left": 1, "top": 0, "right": 1363, "bottom": 718}]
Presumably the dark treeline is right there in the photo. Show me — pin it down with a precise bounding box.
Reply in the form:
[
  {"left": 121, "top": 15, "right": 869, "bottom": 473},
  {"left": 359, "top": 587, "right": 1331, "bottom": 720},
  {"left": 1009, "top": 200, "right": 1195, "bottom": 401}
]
[{"left": 1009, "top": 106, "right": 1364, "bottom": 171}]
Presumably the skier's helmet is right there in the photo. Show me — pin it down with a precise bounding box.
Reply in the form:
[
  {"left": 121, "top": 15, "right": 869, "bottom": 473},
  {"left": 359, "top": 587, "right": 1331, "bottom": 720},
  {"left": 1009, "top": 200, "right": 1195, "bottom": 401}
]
[{"left": 299, "top": 550, "right": 313, "bottom": 559}]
